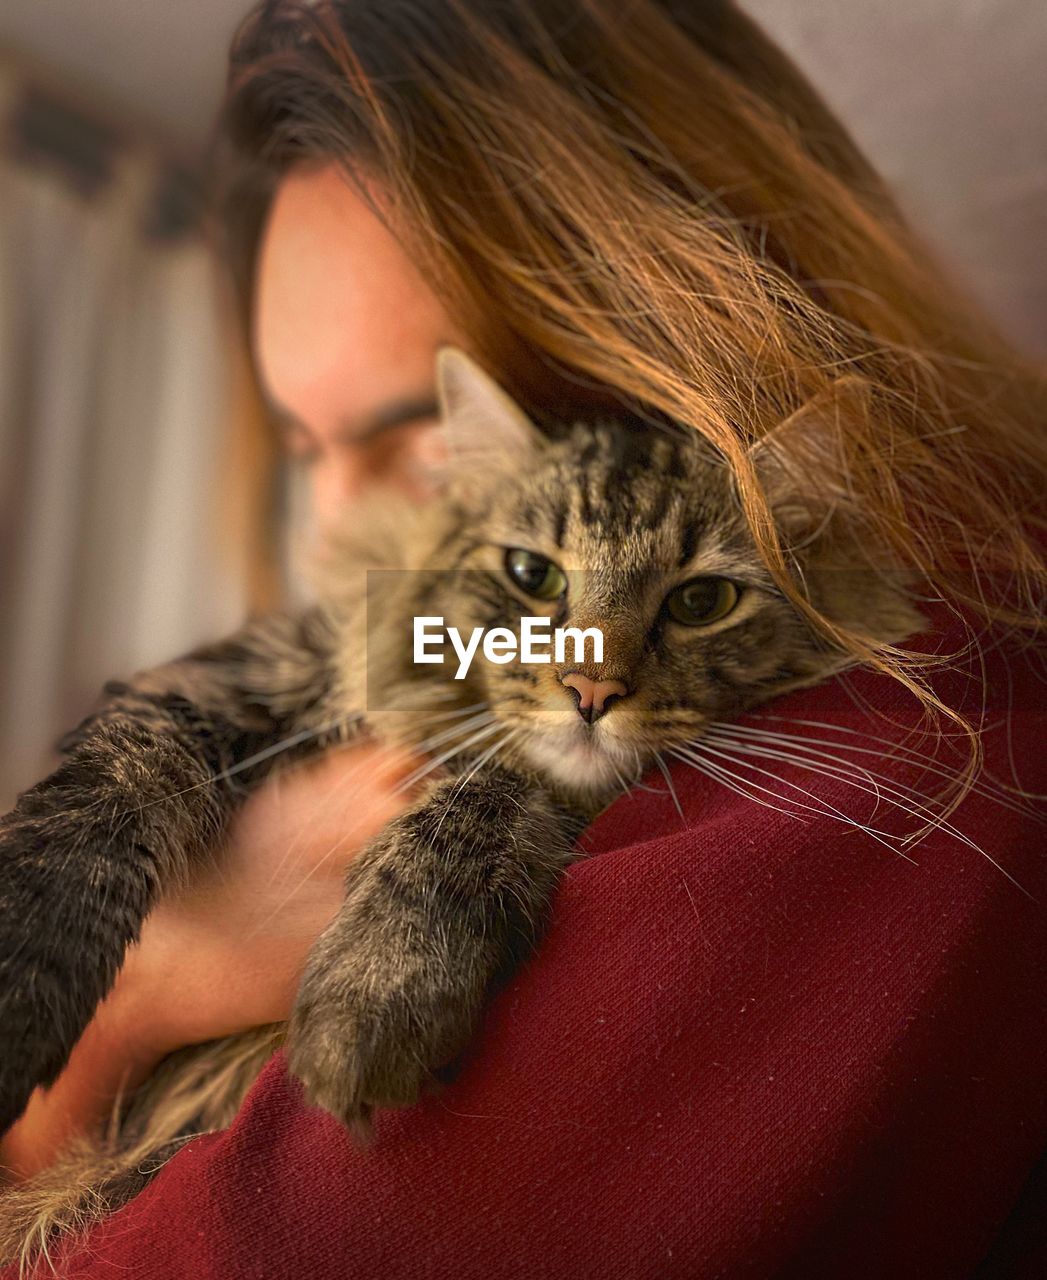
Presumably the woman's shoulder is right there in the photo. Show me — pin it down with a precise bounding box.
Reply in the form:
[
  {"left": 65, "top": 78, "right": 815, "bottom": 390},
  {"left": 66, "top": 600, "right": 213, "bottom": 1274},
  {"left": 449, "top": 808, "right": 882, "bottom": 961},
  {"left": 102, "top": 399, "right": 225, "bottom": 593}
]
[{"left": 30, "top": 618, "right": 1047, "bottom": 1280}]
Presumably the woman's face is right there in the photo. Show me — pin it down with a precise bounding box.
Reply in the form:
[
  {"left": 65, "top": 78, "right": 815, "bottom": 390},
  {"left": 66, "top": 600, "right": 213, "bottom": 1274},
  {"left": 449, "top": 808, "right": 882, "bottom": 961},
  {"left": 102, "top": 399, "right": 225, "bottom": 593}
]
[{"left": 253, "top": 163, "right": 464, "bottom": 526}]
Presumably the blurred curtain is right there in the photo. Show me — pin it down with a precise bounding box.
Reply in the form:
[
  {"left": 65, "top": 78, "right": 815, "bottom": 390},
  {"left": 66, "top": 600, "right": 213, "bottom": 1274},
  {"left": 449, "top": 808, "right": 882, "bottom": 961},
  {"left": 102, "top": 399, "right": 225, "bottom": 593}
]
[{"left": 0, "top": 61, "right": 249, "bottom": 807}]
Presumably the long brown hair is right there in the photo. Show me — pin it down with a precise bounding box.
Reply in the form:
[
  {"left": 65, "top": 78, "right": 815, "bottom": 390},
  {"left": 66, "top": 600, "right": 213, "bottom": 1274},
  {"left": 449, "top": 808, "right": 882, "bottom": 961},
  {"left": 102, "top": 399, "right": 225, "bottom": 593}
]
[{"left": 218, "top": 0, "right": 1046, "bottom": 796}]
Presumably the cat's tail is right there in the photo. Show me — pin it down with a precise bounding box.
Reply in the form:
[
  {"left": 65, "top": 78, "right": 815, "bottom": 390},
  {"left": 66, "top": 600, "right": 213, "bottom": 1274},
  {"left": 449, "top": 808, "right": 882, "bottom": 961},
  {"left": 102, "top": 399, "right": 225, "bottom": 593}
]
[{"left": 0, "top": 1024, "right": 284, "bottom": 1277}]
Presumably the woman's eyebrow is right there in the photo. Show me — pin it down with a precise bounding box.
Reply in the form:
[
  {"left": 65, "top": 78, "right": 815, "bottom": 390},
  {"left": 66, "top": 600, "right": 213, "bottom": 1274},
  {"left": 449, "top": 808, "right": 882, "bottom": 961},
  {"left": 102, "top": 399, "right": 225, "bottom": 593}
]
[
  {"left": 266, "top": 400, "right": 317, "bottom": 447},
  {"left": 264, "top": 394, "right": 440, "bottom": 445},
  {"left": 346, "top": 395, "right": 440, "bottom": 444}
]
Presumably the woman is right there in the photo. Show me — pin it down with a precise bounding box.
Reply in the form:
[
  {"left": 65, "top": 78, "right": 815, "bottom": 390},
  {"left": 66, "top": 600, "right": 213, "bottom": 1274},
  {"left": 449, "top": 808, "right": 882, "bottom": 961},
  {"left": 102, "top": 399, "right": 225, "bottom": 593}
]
[{"left": 2, "top": 0, "right": 1045, "bottom": 1274}]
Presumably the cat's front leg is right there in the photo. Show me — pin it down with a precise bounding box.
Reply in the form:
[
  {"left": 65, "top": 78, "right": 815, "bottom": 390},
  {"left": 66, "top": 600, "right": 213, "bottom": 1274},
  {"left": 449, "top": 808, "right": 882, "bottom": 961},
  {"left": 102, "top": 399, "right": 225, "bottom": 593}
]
[
  {"left": 287, "top": 763, "right": 574, "bottom": 1133},
  {"left": 0, "top": 610, "right": 343, "bottom": 1135},
  {"left": 0, "top": 719, "right": 231, "bottom": 1136}
]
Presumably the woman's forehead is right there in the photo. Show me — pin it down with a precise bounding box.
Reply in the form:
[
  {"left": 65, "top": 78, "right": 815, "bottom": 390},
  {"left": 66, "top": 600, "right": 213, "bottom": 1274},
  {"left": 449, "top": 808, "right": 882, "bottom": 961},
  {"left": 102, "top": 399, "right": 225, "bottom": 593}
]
[{"left": 253, "top": 164, "right": 458, "bottom": 441}]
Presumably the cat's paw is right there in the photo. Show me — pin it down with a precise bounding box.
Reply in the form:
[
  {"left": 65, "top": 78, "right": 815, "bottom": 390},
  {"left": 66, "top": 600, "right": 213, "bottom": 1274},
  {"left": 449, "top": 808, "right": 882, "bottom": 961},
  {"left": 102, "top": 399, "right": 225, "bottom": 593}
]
[
  {"left": 0, "top": 804, "right": 137, "bottom": 1135},
  {"left": 0, "top": 979, "right": 71, "bottom": 1135},
  {"left": 286, "top": 922, "right": 482, "bottom": 1137},
  {"left": 0, "top": 825, "right": 82, "bottom": 1133}
]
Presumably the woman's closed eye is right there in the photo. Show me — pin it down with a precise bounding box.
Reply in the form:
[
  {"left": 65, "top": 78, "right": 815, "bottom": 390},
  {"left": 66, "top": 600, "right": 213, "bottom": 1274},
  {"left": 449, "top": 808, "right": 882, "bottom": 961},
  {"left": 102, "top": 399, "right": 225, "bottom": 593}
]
[{"left": 278, "top": 411, "right": 446, "bottom": 510}]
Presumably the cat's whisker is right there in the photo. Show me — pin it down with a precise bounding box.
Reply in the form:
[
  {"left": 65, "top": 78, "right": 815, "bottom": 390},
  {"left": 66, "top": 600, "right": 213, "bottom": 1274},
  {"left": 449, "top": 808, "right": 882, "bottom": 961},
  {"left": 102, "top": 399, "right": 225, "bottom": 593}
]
[
  {"left": 126, "top": 702, "right": 490, "bottom": 823},
  {"left": 681, "top": 745, "right": 922, "bottom": 865},
  {"left": 624, "top": 745, "right": 666, "bottom": 795},
  {"left": 713, "top": 722, "right": 953, "bottom": 811},
  {"left": 258, "top": 747, "right": 399, "bottom": 891},
  {"left": 254, "top": 706, "right": 485, "bottom": 890},
  {"left": 254, "top": 718, "right": 514, "bottom": 926},
  {"left": 756, "top": 712, "right": 974, "bottom": 745},
  {"left": 703, "top": 727, "right": 1030, "bottom": 894},
  {"left": 708, "top": 725, "right": 886, "bottom": 817},
  {"left": 630, "top": 747, "right": 649, "bottom": 785},
  {"left": 396, "top": 718, "right": 505, "bottom": 793},
  {"left": 686, "top": 721, "right": 1029, "bottom": 890},
  {"left": 675, "top": 740, "right": 901, "bottom": 855},
  {"left": 117, "top": 713, "right": 365, "bottom": 819},
  {"left": 652, "top": 751, "right": 686, "bottom": 820},
  {"left": 707, "top": 727, "right": 937, "bottom": 834},
  {"left": 689, "top": 737, "right": 921, "bottom": 862},
  {"left": 669, "top": 747, "right": 808, "bottom": 825},
  {"left": 427, "top": 727, "right": 522, "bottom": 845},
  {"left": 706, "top": 731, "right": 1030, "bottom": 891},
  {"left": 711, "top": 722, "right": 968, "bottom": 819},
  {"left": 242, "top": 823, "right": 363, "bottom": 943},
  {"left": 408, "top": 710, "right": 498, "bottom": 758},
  {"left": 725, "top": 718, "right": 1044, "bottom": 818},
  {"left": 604, "top": 755, "right": 634, "bottom": 797}
]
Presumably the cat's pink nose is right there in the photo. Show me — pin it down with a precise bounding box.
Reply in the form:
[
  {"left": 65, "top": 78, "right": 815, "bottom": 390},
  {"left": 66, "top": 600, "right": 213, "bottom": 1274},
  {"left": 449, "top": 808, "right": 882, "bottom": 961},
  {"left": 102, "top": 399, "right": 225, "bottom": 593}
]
[{"left": 561, "top": 672, "right": 629, "bottom": 725}]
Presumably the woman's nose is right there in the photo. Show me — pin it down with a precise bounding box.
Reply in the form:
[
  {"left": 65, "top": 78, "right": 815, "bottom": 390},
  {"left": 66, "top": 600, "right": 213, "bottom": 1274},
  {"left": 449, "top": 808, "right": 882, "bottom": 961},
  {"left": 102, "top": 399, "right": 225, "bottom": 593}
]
[{"left": 561, "top": 672, "right": 630, "bottom": 724}]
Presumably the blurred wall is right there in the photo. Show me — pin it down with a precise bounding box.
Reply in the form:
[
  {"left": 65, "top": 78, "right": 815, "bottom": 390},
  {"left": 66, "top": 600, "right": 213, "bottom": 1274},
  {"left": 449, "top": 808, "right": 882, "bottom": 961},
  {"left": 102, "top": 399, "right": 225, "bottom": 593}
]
[
  {"left": 0, "top": 55, "right": 249, "bottom": 806},
  {"left": 745, "top": 0, "right": 1047, "bottom": 354}
]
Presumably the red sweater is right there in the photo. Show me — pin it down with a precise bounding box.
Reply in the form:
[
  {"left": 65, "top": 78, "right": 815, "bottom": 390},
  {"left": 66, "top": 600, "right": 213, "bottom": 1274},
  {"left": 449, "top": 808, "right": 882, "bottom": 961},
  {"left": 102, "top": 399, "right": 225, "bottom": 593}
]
[{"left": 16, "top": 618, "right": 1047, "bottom": 1279}]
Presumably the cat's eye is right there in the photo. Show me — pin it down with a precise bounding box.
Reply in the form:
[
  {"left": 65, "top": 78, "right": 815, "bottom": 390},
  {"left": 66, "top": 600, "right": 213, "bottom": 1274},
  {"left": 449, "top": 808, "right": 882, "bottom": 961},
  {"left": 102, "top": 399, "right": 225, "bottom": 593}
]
[
  {"left": 504, "top": 548, "right": 568, "bottom": 601},
  {"left": 665, "top": 576, "right": 740, "bottom": 626}
]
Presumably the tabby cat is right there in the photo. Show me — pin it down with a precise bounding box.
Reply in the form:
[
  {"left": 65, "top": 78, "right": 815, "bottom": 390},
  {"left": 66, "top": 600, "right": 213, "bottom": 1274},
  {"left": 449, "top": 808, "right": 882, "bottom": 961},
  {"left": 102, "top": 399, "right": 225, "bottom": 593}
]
[{"left": 0, "top": 351, "right": 919, "bottom": 1166}]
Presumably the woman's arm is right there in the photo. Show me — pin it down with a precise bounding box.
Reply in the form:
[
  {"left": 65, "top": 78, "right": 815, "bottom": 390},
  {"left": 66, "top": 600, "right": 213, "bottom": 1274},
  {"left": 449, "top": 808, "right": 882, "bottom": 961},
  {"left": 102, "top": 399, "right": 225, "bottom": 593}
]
[{"left": 0, "top": 743, "right": 418, "bottom": 1182}]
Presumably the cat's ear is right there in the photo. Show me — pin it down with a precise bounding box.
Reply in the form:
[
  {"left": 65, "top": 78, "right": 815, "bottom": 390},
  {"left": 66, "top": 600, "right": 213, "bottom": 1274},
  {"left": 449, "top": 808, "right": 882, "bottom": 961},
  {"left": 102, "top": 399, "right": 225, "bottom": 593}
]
[
  {"left": 750, "top": 378, "right": 870, "bottom": 535},
  {"left": 436, "top": 348, "right": 543, "bottom": 480}
]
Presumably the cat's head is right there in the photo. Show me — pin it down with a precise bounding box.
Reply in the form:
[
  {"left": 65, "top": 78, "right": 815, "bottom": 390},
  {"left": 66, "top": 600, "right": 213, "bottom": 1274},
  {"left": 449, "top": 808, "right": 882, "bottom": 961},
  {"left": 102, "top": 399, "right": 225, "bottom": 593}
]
[{"left": 395, "top": 351, "right": 921, "bottom": 798}]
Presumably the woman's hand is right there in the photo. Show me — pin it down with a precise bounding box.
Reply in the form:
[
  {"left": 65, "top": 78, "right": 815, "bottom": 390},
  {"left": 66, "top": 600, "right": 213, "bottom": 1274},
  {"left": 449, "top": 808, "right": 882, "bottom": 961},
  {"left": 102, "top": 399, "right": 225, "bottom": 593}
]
[
  {"left": 0, "top": 742, "right": 420, "bottom": 1181},
  {"left": 131, "top": 741, "right": 422, "bottom": 1048}
]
